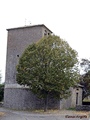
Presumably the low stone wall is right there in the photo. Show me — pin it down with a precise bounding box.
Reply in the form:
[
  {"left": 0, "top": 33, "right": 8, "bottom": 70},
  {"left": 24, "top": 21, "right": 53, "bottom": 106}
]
[
  {"left": 4, "top": 88, "right": 60, "bottom": 110},
  {"left": 76, "top": 105, "right": 90, "bottom": 111}
]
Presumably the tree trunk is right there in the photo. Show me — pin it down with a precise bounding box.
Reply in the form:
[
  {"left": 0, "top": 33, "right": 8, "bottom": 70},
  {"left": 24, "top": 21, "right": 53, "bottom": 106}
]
[{"left": 44, "top": 94, "right": 48, "bottom": 112}]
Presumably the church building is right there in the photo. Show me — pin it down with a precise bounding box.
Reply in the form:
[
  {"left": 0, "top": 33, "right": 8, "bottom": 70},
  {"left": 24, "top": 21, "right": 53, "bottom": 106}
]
[{"left": 4, "top": 24, "right": 82, "bottom": 110}]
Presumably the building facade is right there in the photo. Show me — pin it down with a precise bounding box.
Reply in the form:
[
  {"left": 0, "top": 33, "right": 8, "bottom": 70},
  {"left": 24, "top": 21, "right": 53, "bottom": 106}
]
[{"left": 4, "top": 24, "right": 82, "bottom": 110}]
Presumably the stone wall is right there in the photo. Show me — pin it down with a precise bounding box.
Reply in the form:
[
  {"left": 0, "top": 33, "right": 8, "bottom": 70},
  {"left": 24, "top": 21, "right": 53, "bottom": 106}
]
[
  {"left": 76, "top": 105, "right": 90, "bottom": 111},
  {"left": 4, "top": 87, "right": 60, "bottom": 110}
]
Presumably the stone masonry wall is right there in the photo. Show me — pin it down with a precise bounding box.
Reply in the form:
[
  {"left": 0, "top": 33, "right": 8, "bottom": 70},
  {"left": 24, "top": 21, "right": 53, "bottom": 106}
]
[
  {"left": 5, "top": 26, "right": 42, "bottom": 84},
  {"left": 4, "top": 87, "right": 60, "bottom": 110}
]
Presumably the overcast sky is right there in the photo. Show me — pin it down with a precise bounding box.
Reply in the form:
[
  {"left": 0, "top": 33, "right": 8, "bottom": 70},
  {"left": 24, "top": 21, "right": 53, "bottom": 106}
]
[{"left": 0, "top": 0, "right": 90, "bottom": 82}]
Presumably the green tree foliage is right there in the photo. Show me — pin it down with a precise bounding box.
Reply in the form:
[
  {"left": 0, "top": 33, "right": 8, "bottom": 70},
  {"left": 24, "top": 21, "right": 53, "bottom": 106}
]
[
  {"left": 80, "top": 58, "right": 90, "bottom": 73},
  {"left": 0, "top": 72, "right": 4, "bottom": 101},
  {"left": 16, "top": 35, "right": 79, "bottom": 111},
  {"left": 0, "top": 83, "right": 4, "bottom": 101},
  {"left": 80, "top": 59, "right": 90, "bottom": 99}
]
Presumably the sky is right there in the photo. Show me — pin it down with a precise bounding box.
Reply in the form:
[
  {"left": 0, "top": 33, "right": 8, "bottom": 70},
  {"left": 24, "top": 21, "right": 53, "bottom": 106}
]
[{"left": 0, "top": 0, "right": 90, "bottom": 82}]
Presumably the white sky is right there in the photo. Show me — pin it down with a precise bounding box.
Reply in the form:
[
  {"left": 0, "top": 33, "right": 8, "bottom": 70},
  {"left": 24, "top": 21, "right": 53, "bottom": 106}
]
[{"left": 0, "top": 0, "right": 90, "bottom": 82}]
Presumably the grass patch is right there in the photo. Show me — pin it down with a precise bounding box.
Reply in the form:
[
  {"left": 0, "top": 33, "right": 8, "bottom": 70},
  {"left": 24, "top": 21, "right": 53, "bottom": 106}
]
[{"left": 67, "top": 107, "right": 76, "bottom": 111}]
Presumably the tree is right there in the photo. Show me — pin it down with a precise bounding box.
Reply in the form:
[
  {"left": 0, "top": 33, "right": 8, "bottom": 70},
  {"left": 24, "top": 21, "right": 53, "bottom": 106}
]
[
  {"left": 0, "top": 83, "right": 4, "bottom": 101},
  {"left": 80, "top": 59, "right": 90, "bottom": 100},
  {"left": 80, "top": 58, "right": 90, "bottom": 73},
  {"left": 0, "top": 72, "right": 4, "bottom": 102},
  {"left": 16, "top": 35, "right": 79, "bottom": 111}
]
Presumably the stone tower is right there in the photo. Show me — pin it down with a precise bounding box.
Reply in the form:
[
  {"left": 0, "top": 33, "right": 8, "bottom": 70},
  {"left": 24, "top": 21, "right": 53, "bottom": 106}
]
[{"left": 4, "top": 24, "right": 54, "bottom": 109}]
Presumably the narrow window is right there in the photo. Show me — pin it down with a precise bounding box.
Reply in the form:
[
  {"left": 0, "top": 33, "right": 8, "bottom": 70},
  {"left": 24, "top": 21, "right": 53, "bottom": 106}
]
[{"left": 76, "top": 93, "right": 78, "bottom": 105}]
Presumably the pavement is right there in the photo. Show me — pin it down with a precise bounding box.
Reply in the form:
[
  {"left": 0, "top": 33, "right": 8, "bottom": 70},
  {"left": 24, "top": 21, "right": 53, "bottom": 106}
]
[{"left": 0, "top": 107, "right": 89, "bottom": 120}]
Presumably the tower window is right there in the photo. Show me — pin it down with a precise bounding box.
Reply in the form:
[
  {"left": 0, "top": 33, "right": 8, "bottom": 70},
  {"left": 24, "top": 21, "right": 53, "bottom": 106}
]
[
  {"left": 44, "top": 30, "right": 47, "bottom": 36},
  {"left": 17, "top": 55, "right": 19, "bottom": 57},
  {"left": 48, "top": 33, "right": 50, "bottom": 35},
  {"left": 45, "top": 30, "right": 47, "bottom": 33}
]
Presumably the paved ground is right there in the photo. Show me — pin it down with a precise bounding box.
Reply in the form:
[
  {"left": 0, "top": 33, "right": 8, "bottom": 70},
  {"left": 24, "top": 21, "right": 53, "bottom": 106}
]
[{"left": 0, "top": 107, "right": 89, "bottom": 120}]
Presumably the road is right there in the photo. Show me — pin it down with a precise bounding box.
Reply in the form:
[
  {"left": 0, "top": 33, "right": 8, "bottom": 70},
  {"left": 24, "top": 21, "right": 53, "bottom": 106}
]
[{"left": 0, "top": 107, "right": 89, "bottom": 120}]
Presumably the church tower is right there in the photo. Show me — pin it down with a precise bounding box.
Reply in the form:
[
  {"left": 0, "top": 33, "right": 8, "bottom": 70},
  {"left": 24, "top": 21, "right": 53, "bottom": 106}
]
[{"left": 4, "top": 24, "right": 53, "bottom": 109}]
